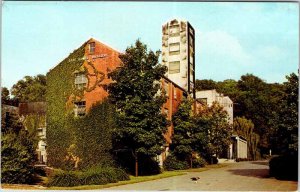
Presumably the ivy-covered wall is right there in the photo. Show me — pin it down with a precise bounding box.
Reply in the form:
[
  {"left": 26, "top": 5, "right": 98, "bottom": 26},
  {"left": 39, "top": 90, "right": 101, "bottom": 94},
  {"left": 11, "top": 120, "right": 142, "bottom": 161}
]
[
  {"left": 46, "top": 39, "right": 120, "bottom": 169},
  {"left": 46, "top": 43, "right": 86, "bottom": 168}
]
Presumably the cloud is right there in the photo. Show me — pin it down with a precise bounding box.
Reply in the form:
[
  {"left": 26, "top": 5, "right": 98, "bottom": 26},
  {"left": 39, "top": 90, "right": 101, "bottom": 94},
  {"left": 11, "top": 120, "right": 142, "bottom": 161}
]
[
  {"left": 254, "top": 45, "right": 285, "bottom": 62},
  {"left": 195, "top": 29, "right": 296, "bottom": 83},
  {"left": 197, "top": 30, "right": 253, "bottom": 65}
]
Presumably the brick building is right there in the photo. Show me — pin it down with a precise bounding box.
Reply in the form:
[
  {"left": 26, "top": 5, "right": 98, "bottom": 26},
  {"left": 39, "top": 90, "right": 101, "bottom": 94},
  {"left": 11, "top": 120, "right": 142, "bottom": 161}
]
[
  {"left": 47, "top": 19, "right": 197, "bottom": 166},
  {"left": 67, "top": 38, "right": 122, "bottom": 116}
]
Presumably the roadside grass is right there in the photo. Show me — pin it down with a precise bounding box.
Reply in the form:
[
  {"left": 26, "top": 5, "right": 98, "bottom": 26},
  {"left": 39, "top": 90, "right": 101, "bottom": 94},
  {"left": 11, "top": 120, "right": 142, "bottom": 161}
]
[
  {"left": 179, "top": 163, "right": 228, "bottom": 172},
  {"left": 2, "top": 163, "right": 228, "bottom": 190},
  {"left": 48, "top": 171, "right": 186, "bottom": 190}
]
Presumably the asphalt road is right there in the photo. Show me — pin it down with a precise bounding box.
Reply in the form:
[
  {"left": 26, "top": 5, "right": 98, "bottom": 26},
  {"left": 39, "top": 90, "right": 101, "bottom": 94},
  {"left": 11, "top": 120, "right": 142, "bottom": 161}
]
[{"left": 106, "top": 161, "right": 298, "bottom": 191}]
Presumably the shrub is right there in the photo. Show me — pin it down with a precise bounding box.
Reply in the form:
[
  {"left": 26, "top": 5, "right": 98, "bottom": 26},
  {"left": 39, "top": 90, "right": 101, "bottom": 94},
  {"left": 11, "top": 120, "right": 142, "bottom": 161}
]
[
  {"left": 269, "top": 155, "right": 298, "bottom": 181},
  {"left": 192, "top": 157, "right": 206, "bottom": 168},
  {"left": 47, "top": 166, "right": 129, "bottom": 187},
  {"left": 1, "top": 130, "right": 36, "bottom": 184},
  {"left": 47, "top": 170, "right": 81, "bottom": 187},
  {"left": 114, "top": 167, "right": 130, "bottom": 181},
  {"left": 163, "top": 155, "right": 189, "bottom": 171}
]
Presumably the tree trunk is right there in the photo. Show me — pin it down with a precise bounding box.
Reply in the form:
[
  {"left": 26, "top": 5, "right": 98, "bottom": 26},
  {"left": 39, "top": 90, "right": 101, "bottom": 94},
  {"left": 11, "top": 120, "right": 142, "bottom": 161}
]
[{"left": 135, "top": 153, "right": 138, "bottom": 177}]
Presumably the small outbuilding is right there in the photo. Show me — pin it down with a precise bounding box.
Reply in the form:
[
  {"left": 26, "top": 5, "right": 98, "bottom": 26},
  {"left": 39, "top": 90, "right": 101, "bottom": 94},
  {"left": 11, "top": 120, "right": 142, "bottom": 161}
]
[{"left": 228, "top": 135, "right": 247, "bottom": 159}]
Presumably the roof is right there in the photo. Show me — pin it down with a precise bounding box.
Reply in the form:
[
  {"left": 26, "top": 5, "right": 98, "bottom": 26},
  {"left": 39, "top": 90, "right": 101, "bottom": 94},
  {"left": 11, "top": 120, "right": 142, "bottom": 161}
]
[
  {"left": 19, "top": 102, "right": 46, "bottom": 115},
  {"left": 232, "top": 135, "right": 247, "bottom": 142},
  {"left": 88, "top": 38, "right": 122, "bottom": 54}
]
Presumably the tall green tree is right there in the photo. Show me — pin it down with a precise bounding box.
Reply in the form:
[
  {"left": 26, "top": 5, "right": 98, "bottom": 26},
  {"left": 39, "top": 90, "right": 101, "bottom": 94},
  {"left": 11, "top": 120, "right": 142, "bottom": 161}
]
[
  {"left": 1, "top": 109, "right": 36, "bottom": 184},
  {"left": 194, "top": 103, "right": 232, "bottom": 163},
  {"left": 195, "top": 79, "right": 217, "bottom": 91},
  {"left": 235, "top": 74, "right": 281, "bottom": 153},
  {"left": 11, "top": 74, "right": 46, "bottom": 102},
  {"left": 170, "top": 98, "right": 195, "bottom": 165},
  {"left": 275, "top": 73, "right": 298, "bottom": 155},
  {"left": 108, "top": 40, "right": 168, "bottom": 176}
]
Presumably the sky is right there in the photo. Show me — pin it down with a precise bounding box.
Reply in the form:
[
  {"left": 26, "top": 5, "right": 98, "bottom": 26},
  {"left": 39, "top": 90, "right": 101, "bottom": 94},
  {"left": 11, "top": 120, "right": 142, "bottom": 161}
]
[{"left": 2, "top": 1, "right": 299, "bottom": 90}]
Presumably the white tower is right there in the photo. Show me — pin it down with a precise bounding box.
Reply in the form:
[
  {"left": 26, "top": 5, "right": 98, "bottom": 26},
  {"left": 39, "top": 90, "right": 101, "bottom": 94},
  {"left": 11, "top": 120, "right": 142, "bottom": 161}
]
[{"left": 162, "top": 19, "right": 195, "bottom": 98}]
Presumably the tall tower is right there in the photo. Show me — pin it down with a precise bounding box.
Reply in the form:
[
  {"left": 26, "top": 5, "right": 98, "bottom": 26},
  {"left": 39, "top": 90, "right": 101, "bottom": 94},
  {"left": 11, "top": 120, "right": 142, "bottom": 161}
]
[{"left": 162, "top": 19, "right": 195, "bottom": 98}]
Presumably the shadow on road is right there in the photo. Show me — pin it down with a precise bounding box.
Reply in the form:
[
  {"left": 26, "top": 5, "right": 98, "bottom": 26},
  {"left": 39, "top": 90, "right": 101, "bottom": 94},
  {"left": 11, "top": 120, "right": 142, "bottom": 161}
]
[
  {"left": 251, "top": 161, "right": 269, "bottom": 166},
  {"left": 227, "top": 168, "right": 270, "bottom": 178}
]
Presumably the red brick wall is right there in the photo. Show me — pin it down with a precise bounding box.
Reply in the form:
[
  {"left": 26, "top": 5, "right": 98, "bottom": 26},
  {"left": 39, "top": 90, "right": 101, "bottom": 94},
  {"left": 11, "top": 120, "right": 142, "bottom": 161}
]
[
  {"left": 83, "top": 39, "right": 121, "bottom": 111},
  {"left": 161, "top": 78, "right": 185, "bottom": 144},
  {"left": 72, "top": 38, "right": 191, "bottom": 150}
]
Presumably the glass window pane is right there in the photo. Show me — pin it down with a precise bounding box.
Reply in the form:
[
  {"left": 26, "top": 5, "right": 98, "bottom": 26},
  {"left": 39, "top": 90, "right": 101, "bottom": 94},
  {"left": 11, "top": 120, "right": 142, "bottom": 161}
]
[{"left": 169, "top": 61, "right": 180, "bottom": 74}]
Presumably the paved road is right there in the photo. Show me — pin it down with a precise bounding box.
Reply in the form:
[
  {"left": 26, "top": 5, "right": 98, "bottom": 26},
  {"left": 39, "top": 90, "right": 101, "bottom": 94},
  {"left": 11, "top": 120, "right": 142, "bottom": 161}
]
[{"left": 106, "top": 161, "right": 298, "bottom": 191}]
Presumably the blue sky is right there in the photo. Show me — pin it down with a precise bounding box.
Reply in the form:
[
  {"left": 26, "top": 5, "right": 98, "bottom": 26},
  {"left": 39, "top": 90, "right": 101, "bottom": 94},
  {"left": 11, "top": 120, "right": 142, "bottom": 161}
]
[{"left": 2, "top": 2, "right": 299, "bottom": 90}]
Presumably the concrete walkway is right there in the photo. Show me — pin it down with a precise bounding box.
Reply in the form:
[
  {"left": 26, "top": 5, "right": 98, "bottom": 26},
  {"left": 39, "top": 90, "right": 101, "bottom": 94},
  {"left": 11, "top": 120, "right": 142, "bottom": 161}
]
[{"left": 106, "top": 161, "right": 298, "bottom": 191}]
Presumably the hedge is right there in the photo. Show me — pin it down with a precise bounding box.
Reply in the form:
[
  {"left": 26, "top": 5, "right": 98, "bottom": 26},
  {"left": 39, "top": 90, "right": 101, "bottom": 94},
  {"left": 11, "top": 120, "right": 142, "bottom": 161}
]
[
  {"left": 163, "top": 155, "right": 189, "bottom": 171},
  {"left": 269, "top": 155, "right": 298, "bottom": 181},
  {"left": 47, "top": 166, "right": 129, "bottom": 187}
]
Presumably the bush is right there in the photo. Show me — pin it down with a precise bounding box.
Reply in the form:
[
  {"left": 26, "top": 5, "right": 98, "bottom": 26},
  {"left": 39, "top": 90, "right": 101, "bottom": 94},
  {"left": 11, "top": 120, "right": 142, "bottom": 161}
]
[
  {"left": 163, "top": 155, "right": 189, "bottom": 171},
  {"left": 47, "top": 166, "right": 129, "bottom": 187},
  {"left": 192, "top": 157, "right": 206, "bottom": 168},
  {"left": 47, "top": 170, "right": 81, "bottom": 187},
  {"left": 269, "top": 155, "right": 298, "bottom": 181},
  {"left": 1, "top": 130, "right": 36, "bottom": 184}
]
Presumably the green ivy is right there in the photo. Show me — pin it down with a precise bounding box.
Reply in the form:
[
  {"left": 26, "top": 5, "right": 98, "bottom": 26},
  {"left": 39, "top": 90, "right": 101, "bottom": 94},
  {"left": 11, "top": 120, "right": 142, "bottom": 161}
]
[
  {"left": 46, "top": 42, "right": 117, "bottom": 170},
  {"left": 46, "top": 43, "right": 86, "bottom": 168}
]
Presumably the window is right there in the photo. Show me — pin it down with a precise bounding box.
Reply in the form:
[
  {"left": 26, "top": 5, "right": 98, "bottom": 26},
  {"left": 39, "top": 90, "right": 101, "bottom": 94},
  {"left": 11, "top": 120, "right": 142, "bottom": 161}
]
[
  {"left": 174, "top": 90, "right": 177, "bottom": 99},
  {"left": 169, "top": 25, "right": 180, "bottom": 37},
  {"left": 89, "top": 42, "right": 95, "bottom": 54},
  {"left": 74, "top": 101, "right": 86, "bottom": 116},
  {"left": 75, "top": 73, "right": 88, "bottom": 89},
  {"left": 169, "top": 43, "right": 180, "bottom": 54},
  {"left": 169, "top": 61, "right": 180, "bottom": 74}
]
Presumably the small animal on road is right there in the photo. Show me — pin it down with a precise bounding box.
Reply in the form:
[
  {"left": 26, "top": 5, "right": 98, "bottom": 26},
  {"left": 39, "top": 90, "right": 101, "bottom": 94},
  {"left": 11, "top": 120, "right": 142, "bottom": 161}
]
[{"left": 191, "top": 177, "right": 200, "bottom": 183}]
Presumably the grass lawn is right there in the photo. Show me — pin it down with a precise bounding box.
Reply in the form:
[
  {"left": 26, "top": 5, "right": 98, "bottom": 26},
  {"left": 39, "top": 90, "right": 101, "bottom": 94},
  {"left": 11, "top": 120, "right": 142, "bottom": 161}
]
[{"left": 2, "top": 163, "right": 229, "bottom": 190}]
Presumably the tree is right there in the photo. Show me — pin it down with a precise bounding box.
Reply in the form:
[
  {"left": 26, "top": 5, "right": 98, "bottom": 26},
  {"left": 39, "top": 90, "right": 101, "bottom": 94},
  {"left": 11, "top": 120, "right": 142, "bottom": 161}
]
[
  {"left": 195, "top": 79, "right": 217, "bottom": 91},
  {"left": 235, "top": 74, "right": 281, "bottom": 154},
  {"left": 233, "top": 117, "right": 260, "bottom": 160},
  {"left": 1, "top": 108, "right": 23, "bottom": 134},
  {"left": 216, "top": 79, "right": 238, "bottom": 99},
  {"left": 108, "top": 40, "right": 168, "bottom": 176},
  {"left": 275, "top": 73, "right": 298, "bottom": 155},
  {"left": 1, "top": 87, "right": 10, "bottom": 104},
  {"left": 170, "top": 98, "right": 195, "bottom": 166},
  {"left": 11, "top": 74, "right": 46, "bottom": 102},
  {"left": 194, "top": 103, "right": 232, "bottom": 163},
  {"left": 1, "top": 109, "right": 36, "bottom": 184}
]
